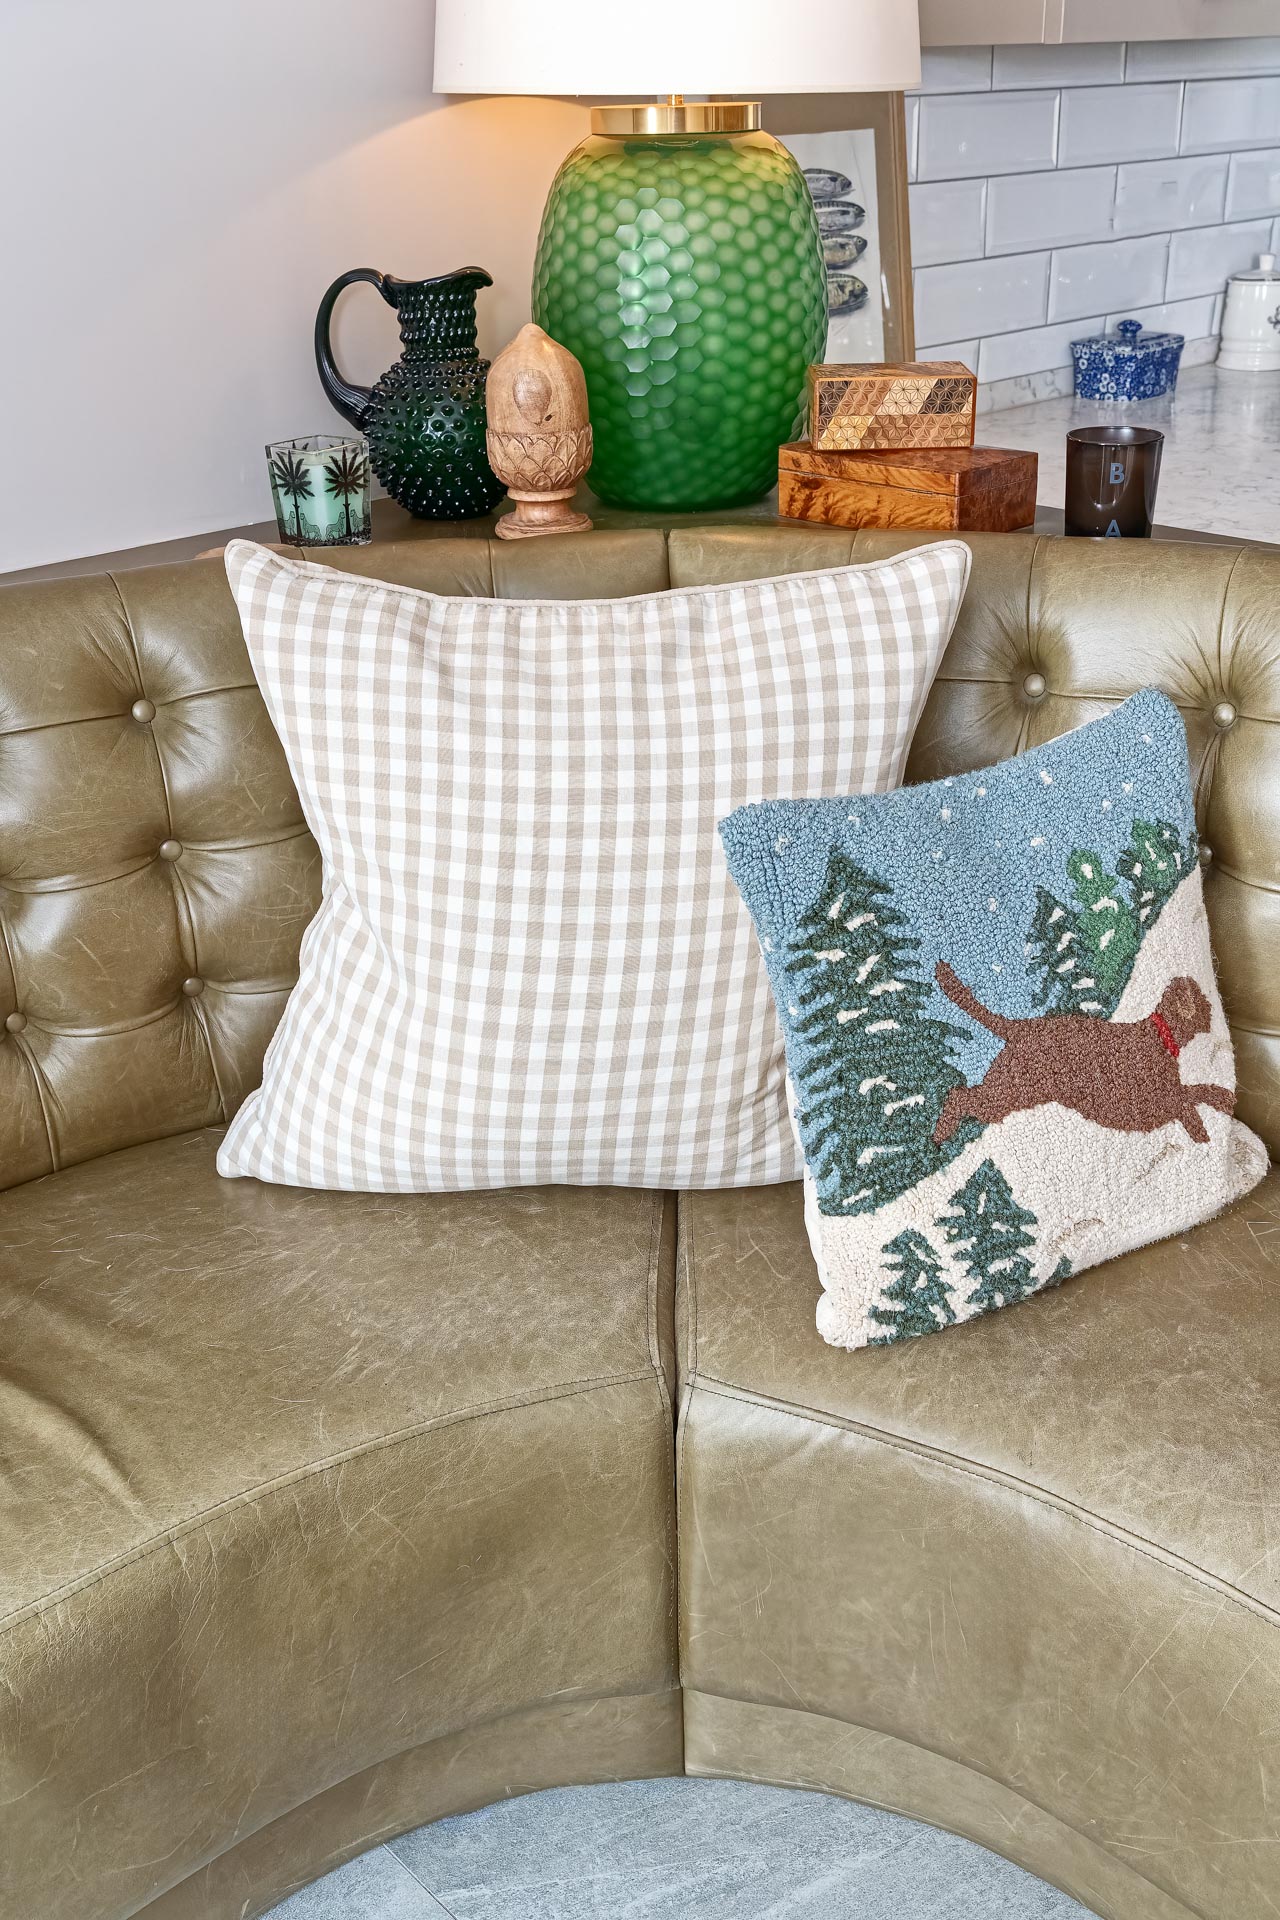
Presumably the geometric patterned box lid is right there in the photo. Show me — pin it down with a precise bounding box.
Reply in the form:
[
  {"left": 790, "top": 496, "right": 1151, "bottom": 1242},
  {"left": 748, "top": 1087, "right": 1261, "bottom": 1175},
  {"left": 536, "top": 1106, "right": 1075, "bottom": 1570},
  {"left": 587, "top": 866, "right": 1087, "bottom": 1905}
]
[{"left": 809, "top": 360, "right": 977, "bottom": 452}]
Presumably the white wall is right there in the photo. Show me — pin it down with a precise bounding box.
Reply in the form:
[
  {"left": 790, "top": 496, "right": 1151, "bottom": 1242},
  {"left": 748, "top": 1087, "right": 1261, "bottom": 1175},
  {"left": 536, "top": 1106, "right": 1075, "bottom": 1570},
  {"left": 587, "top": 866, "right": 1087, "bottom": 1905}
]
[
  {"left": 905, "top": 39, "right": 1280, "bottom": 409},
  {"left": 0, "top": 1, "right": 589, "bottom": 570}
]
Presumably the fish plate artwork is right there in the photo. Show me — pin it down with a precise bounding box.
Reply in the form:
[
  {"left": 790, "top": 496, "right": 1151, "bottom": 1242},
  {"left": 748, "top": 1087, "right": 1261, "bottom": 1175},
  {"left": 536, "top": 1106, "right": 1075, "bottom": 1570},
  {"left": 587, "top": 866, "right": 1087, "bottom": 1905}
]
[
  {"left": 808, "top": 361, "right": 978, "bottom": 452},
  {"left": 783, "top": 129, "right": 885, "bottom": 359}
]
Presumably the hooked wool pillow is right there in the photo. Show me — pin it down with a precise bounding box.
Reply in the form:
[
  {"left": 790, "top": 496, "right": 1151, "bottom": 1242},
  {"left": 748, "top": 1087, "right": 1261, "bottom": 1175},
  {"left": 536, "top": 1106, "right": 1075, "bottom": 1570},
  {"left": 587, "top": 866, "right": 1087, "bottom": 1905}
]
[{"left": 720, "top": 689, "right": 1268, "bottom": 1349}]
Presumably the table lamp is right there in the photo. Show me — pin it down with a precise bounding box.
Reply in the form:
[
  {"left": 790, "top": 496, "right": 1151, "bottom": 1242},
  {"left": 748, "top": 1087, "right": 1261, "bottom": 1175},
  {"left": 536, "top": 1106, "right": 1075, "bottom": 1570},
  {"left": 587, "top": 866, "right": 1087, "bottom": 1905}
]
[{"left": 433, "top": 1, "right": 920, "bottom": 513}]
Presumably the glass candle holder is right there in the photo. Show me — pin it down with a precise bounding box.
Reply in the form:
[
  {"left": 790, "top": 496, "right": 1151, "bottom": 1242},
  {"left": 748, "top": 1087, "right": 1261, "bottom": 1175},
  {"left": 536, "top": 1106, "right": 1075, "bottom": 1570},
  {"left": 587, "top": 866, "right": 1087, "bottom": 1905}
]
[
  {"left": 266, "top": 434, "right": 372, "bottom": 546},
  {"left": 1064, "top": 425, "right": 1163, "bottom": 539}
]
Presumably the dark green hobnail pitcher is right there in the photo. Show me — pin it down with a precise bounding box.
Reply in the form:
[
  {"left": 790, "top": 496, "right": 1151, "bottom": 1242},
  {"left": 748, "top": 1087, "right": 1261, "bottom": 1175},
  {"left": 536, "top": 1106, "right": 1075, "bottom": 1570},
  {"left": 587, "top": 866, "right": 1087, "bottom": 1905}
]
[{"left": 315, "top": 266, "right": 505, "bottom": 520}]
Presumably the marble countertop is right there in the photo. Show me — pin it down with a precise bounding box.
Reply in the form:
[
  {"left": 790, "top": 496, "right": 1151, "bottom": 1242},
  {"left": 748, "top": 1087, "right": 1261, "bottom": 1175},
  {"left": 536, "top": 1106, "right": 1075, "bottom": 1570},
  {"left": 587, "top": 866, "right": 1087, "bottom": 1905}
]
[{"left": 983, "top": 363, "right": 1279, "bottom": 545}]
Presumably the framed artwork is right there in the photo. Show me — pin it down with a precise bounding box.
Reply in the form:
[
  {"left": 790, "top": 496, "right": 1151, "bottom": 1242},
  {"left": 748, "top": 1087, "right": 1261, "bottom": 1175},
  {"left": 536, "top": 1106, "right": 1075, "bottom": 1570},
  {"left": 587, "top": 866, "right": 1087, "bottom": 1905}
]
[{"left": 761, "top": 92, "right": 915, "bottom": 363}]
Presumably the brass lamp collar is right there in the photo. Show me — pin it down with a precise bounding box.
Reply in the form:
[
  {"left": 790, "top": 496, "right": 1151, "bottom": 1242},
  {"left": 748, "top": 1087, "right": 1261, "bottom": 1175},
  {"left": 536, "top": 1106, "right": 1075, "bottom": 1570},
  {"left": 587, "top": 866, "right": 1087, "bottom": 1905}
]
[{"left": 591, "top": 101, "right": 760, "bottom": 135}]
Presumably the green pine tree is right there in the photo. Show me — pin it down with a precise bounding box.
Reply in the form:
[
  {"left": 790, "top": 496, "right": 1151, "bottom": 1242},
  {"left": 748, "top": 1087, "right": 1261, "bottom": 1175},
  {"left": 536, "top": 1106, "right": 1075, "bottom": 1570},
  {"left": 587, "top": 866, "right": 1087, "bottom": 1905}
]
[
  {"left": 869, "top": 1227, "right": 956, "bottom": 1343},
  {"left": 1024, "top": 885, "right": 1082, "bottom": 1012},
  {"left": 1116, "top": 818, "right": 1196, "bottom": 934},
  {"left": 936, "top": 1158, "right": 1039, "bottom": 1314},
  {"left": 1026, "top": 821, "right": 1198, "bottom": 1020},
  {"left": 788, "top": 852, "right": 976, "bottom": 1215},
  {"left": 1064, "top": 848, "right": 1138, "bottom": 1009}
]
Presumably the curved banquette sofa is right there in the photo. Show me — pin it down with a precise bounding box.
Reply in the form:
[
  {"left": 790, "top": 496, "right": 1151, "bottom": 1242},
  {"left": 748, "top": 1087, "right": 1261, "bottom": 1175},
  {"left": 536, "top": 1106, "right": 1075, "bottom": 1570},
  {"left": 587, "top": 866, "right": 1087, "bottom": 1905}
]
[{"left": 1, "top": 524, "right": 1277, "bottom": 1920}]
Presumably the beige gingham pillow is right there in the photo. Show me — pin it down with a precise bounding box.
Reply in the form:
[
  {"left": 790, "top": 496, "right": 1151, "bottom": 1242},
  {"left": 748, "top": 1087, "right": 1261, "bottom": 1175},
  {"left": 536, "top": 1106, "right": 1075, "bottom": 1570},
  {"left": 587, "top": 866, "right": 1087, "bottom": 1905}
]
[{"left": 218, "top": 538, "right": 970, "bottom": 1191}]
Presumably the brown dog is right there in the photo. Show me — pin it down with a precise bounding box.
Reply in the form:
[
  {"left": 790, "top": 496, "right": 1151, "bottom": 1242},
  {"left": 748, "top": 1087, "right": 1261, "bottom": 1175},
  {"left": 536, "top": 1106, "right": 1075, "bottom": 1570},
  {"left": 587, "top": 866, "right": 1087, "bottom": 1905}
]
[{"left": 932, "top": 963, "right": 1234, "bottom": 1145}]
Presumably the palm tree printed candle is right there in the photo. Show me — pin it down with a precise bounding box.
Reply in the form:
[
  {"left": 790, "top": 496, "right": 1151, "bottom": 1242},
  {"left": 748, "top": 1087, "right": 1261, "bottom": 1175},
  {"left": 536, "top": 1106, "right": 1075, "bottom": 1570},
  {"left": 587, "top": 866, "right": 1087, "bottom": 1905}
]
[
  {"left": 323, "top": 443, "right": 372, "bottom": 543},
  {"left": 266, "top": 435, "right": 371, "bottom": 546}
]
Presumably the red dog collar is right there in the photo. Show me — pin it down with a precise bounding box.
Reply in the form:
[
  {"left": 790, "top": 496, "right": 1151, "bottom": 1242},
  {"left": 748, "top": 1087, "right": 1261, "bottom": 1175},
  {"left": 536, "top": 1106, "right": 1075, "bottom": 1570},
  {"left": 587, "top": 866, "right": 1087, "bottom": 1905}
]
[{"left": 1150, "top": 1010, "right": 1180, "bottom": 1060}]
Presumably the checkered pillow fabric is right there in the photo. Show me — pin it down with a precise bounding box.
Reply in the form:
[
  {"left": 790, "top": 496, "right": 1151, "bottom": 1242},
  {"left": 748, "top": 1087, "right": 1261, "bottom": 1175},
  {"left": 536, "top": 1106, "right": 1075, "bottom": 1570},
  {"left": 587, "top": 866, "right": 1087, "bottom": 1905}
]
[{"left": 217, "top": 537, "right": 970, "bottom": 1191}]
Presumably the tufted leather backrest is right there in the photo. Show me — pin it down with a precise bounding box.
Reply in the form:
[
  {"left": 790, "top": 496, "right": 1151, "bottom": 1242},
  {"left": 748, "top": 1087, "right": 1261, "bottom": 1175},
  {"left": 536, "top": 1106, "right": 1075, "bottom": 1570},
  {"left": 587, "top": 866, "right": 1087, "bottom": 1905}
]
[
  {"left": 0, "top": 534, "right": 671, "bottom": 1189},
  {"left": 1, "top": 525, "right": 1275, "bottom": 1189}
]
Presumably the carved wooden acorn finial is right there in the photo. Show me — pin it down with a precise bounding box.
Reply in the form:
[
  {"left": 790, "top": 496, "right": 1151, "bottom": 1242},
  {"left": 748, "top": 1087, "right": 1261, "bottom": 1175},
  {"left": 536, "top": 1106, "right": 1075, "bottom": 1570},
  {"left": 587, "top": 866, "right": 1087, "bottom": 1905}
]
[{"left": 486, "top": 324, "right": 593, "bottom": 539}]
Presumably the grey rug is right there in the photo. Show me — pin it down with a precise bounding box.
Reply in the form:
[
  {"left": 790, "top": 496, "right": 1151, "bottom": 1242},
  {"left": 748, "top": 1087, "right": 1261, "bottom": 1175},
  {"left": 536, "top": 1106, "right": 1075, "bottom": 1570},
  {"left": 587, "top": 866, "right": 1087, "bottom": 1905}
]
[{"left": 268, "top": 1776, "right": 1090, "bottom": 1918}]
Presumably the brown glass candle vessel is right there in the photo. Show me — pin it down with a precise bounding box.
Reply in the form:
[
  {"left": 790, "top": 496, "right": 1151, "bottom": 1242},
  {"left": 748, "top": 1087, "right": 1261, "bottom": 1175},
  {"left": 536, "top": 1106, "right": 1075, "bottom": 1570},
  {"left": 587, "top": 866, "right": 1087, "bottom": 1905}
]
[{"left": 1064, "top": 425, "right": 1164, "bottom": 538}]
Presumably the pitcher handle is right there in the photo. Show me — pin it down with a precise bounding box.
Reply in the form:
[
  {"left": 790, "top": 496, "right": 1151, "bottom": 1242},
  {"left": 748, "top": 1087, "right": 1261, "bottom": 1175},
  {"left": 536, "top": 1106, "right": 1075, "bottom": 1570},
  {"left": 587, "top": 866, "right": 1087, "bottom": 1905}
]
[{"left": 314, "top": 268, "right": 388, "bottom": 428}]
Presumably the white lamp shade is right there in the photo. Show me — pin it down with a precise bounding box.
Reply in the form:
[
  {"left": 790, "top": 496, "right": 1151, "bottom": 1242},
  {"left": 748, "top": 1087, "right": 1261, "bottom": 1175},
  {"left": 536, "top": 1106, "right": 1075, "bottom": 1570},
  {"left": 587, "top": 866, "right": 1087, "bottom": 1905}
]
[{"left": 432, "top": 0, "right": 921, "bottom": 98}]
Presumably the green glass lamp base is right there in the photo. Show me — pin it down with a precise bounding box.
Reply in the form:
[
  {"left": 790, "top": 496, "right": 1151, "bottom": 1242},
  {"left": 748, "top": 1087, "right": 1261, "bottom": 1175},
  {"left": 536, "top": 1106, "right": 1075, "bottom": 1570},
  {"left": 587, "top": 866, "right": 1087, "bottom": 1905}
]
[{"left": 532, "top": 129, "right": 828, "bottom": 514}]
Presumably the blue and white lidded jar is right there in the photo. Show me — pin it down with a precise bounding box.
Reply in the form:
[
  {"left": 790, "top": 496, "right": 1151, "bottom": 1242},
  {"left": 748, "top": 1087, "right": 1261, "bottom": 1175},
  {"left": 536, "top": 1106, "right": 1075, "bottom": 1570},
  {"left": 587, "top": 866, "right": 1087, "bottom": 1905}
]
[{"left": 1070, "top": 319, "right": 1184, "bottom": 402}]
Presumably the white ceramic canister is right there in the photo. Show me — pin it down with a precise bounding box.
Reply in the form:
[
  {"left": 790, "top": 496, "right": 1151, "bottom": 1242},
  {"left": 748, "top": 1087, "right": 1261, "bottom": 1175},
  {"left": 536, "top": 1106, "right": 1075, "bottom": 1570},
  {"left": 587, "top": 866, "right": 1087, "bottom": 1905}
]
[{"left": 1217, "top": 253, "right": 1280, "bottom": 373}]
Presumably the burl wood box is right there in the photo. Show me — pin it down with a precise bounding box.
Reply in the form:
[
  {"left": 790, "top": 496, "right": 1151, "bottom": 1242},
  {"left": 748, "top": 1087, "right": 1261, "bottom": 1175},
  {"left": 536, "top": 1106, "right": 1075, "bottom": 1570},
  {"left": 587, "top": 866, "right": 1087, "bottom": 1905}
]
[
  {"left": 778, "top": 442, "right": 1039, "bottom": 534},
  {"left": 808, "top": 360, "right": 977, "bottom": 451}
]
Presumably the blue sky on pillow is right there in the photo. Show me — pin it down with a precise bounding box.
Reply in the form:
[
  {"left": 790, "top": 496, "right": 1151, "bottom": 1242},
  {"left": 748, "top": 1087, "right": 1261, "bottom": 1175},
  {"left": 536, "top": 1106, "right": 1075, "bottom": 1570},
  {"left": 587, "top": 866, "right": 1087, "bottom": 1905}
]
[{"left": 721, "top": 690, "right": 1268, "bottom": 1351}]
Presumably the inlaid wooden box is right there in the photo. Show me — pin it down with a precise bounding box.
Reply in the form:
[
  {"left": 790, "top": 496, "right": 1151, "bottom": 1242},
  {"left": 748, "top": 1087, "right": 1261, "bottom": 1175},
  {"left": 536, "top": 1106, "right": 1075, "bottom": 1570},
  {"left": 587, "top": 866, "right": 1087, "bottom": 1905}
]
[
  {"left": 778, "top": 442, "right": 1039, "bottom": 534},
  {"left": 808, "top": 360, "right": 977, "bottom": 452}
]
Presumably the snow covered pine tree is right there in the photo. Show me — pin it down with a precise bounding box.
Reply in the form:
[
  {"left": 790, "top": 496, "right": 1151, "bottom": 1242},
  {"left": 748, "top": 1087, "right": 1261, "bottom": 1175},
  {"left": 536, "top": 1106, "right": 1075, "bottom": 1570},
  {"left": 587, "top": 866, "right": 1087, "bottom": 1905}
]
[
  {"left": 1025, "top": 820, "right": 1194, "bottom": 1017},
  {"left": 1116, "top": 818, "right": 1195, "bottom": 933},
  {"left": 1065, "top": 848, "right": 1138, "bottom": 1007},
  {"left": 787, "top": 853, "right": 976, "bottom": 1214},
  {"left": 869, "top": 1228, "right": 957, "bottom": 1341},
  {"left": 937, "top": 1158, "right": 1039, "bottom": 1312},
  {"left": 1025, "top": 885, "right": 1085, "bottom": 1013}
]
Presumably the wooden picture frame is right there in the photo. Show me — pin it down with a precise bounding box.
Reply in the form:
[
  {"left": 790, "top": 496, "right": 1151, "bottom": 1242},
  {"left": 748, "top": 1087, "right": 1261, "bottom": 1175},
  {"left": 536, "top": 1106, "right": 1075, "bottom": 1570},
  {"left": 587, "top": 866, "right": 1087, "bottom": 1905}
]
[{"left": 760, "top": 92, "right": 915, "bottom": 362}]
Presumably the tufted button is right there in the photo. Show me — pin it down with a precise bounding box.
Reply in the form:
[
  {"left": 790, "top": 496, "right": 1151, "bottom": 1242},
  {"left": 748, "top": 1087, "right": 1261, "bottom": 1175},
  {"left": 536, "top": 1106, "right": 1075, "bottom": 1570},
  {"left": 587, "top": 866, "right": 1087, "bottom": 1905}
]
[
  {"left": 181, "top": 976, "right": 205, "bottom": 998},
  {"left": 1199, "top": 842, "right": 1213, "bottom": 867},
  {"left": 4, "top": 1011, "right": 27, "bottom": 1035},
  {"left": 1212, "top": 700, "right": 1236, "bottom": 730},
  {"left": 131, "top": 698, "right": 156, "bottom": 724},
  {"left": 158, "top": 838, "right": 183, "bottom": 861},
  {"left": 1022, "top": 671, "right": 1047, "bottom": 700}
]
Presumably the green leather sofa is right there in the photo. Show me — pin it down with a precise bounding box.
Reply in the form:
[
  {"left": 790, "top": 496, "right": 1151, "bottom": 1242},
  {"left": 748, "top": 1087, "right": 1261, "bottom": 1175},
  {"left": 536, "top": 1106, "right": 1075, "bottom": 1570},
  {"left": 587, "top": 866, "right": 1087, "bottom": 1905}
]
[{"left": 1, "top": 526, "right": 1276, "bottom": 1920}]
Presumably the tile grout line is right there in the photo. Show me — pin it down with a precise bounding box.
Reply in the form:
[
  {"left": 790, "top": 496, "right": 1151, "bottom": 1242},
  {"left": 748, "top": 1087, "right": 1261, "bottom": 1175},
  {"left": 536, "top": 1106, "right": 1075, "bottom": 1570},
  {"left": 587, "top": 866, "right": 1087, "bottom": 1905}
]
[{"left": 385, "top": 1843, "right": 466, "bottom": 1920}]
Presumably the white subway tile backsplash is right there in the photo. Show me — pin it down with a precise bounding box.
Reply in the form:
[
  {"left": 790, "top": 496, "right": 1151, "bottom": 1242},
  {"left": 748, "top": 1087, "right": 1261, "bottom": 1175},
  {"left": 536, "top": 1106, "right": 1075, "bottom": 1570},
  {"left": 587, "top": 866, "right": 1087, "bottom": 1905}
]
[
  {"left": 1181, "top": 335, "right": 1220, "bottom": 372},
  {"left": 1048, "top": 234, "right": 1169, "bottom": 322},
  {"left": 913, "top": 47, "right": 993, "bottom": 94},
  {"left": 1165, "top": 218, "right": 1275, "bottom": 299},
  {"left": 1225, "top": 148, "right": 1280, "bottom": 222},
  {"left": 1181, "top": 78, "right": 1280, "bottom": 155},
  {"left": 986, "top": 166, "right": 1116, "bottom": 255},
  {"left": 917, "top": 91, "right": 1059, "bottom": 182},
  {"left": 905, "top": 39, "right": 1279, "bottom": 399},
  {"left": 912, "top": 338, "right": 980, "bottom": 369},
  {"left": 914, "top": 252, "right": 1050, "bottom": 345},
  {"left": 978, "top": 365, "right": 1077, "bottom": 412},
  {"left": 993, "top": 44, "right": 1124, "bottom": 90},
  {"left": 1058, "top": 83, "right": 1183, "bottom": 167},
  {"left": 1102, "top": 295, "right": 1219, "bottom": 338},
  {"left": 978, "top": 314, "right": 1106, "bottom": 383},
  {"left": 1124, "top": 37, "right": 1280, "bottom": 84},
  {"left": 908, "top": 179, "right": 988, "bottom": 266},
  {"left": 1112, "top": 156, "right": 1229, "bottom": 236}
]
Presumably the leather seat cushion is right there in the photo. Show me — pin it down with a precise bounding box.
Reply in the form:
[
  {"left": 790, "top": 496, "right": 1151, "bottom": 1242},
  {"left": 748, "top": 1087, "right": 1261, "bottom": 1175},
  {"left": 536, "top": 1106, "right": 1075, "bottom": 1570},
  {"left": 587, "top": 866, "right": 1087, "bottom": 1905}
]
[
  {"left": 677, "top": 1178, "right": 1280, "bottom": 1918},
  {"left": 0, "top": 1132, "right": 677, "bottom": 1919},
  {"left": 679, "top": 1175, "right": 1280, "bottom": 1606}
]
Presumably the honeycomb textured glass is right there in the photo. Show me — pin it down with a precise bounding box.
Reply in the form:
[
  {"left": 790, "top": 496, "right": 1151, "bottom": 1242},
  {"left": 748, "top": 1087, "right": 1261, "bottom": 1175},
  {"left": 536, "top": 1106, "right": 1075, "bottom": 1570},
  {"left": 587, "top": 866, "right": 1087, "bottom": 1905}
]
[{"left": 533, "top": 131, "right": 828, "bottom": 512}]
